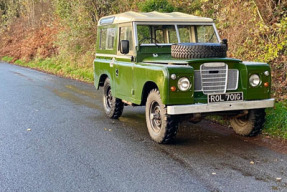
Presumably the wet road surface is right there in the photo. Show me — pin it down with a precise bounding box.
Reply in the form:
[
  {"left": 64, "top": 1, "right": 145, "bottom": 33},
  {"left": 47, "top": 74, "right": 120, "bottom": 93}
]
[{"left": 0, "top": 62, "right": 286, "bottom": 191}]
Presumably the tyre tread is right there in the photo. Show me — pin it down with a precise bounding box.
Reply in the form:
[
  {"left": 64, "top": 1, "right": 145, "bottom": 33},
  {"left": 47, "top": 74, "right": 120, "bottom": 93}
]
[
  {"left": 230, "top": 109, "right": 266, "bottom": 137},
  {"left": 171, "top": 43, "right": 227, "bottom": 59},
  {"left": 248, "top": 109, "right": 266, "bottom": 137},
  {"left": 103, "top": 78, "right": 124, "bottom": 119},
  {"left": 146, "top": 89, "right": 178, "bottom": 144}
]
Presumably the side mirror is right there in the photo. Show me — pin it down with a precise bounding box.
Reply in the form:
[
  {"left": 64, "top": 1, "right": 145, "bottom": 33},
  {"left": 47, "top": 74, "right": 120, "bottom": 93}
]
[
  {"left": 120, "top": 40, "right": 129, "bottom": 54},
  {"left": 221, "top": 39, "right": 228, "bottom": 51}
]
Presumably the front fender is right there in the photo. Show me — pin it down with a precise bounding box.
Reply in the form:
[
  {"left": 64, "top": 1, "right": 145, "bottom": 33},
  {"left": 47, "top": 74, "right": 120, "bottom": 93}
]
[
  {"left": 134, "top": 63, "right": 194, "bottom": 105},
  {"left": 240, "top": 61, "right": 271, "bottom": 100},
  {"left": 133, "top": 63, "right": 169, "bottom": 104}
]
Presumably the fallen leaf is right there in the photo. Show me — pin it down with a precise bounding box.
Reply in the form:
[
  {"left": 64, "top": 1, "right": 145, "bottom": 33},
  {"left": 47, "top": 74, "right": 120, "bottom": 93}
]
[
  {"left": 104, "top": 128, "right": 107, "bottom": 131},
  {"left": 109, "top": 129, "right": 112, "bottom": 132},
  {"left": 250, "top": 161, "right": 255, "bottom": 165},
  {"left": 212, "top": 172, "right": 216, "bottom": 175},
  {"left": 276, "top": 177, "right": 282, "bottom": 181}
]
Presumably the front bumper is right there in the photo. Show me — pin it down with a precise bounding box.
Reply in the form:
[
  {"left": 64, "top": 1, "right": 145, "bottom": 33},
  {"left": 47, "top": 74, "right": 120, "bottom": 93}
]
[{"left": 167, "top": 99, "right": 275, "bottom": 115}]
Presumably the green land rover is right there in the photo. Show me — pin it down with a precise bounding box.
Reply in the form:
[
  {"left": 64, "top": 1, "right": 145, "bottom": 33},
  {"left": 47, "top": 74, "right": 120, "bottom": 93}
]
[{"left": 94, "top": 11, "right": 275, "bottom": 143}]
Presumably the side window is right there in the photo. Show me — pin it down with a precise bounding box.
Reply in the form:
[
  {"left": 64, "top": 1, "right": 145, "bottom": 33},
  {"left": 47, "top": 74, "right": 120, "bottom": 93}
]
[
  {"left": 99, "top": 28, "right": 107, "bottom": 50},
  {"left": 107, "top": 28, "right": 116, "bottom": 50},
  {"left": 99, "top": 27, "right": 116, "bottom": 50},
  {"left": 119, "top": 26, "right": 133, "bottom": 52}
]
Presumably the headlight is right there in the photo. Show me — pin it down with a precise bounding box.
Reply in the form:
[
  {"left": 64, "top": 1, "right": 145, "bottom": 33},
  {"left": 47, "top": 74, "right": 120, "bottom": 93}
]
[
  {"left": 178, "top": 77, "right": 191, "bottom": 91},
  {"left": 249, "top": 74, "right": 261, "bottom": 87}
]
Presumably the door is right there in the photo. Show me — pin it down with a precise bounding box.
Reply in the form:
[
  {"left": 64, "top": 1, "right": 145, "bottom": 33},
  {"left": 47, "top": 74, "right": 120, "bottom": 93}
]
[{"left": 114, "top": 23, "right": 135, "bottom": 102}]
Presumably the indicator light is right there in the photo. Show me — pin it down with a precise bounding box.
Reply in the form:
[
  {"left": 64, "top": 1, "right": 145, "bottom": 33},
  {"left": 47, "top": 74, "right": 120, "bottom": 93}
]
[{"left": 170, "top": 86, "right": 176, "bottom": 92}]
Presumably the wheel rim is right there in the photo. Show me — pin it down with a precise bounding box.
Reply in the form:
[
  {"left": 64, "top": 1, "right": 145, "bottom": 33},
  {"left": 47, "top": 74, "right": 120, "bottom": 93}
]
[
  {"left": 233, "top": 115, "right": 249, "bottom": 126},
  {"left": 149, "top": 101, "right": 162, "bottom": 133},
  {"left": 104, "top": 87, "right": 113, "bottom": 112}
]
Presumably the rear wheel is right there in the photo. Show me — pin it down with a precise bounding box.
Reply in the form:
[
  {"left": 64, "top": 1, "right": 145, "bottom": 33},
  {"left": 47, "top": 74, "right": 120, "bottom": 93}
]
[
  {"left": 103, "top": 78, "right": 124, "bottom": 119},
  {"left": 145, "top": 89, "right": 178, "bottom": 143},
  {"left": 230, "top": 109, "right": 266, "bottom": 136}
]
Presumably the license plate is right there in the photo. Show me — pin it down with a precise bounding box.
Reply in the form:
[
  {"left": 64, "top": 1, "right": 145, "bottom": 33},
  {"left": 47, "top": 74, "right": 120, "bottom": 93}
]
[{"left": 208, "top": 92, "right": 243, "bottom": 103}]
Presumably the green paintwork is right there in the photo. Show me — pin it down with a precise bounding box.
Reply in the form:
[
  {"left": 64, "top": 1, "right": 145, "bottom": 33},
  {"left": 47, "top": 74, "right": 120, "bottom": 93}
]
[
  {"left": 94, "top": 54, "right": 271, "bottom": 105},
  {"left": 94, "top": 58, "right": 194, "bottom": 105},
  {"left": 242, "top": 62, "right": 271, "bottom": 100},
  {"left": 136, "top": 46, "right": 171, "bottom": 62},
  {"left": 142, "top": 54, "right": 241, "bottom": 64},
  {"left": 94, "top": 22, "right": 272, "bottom": 107}
]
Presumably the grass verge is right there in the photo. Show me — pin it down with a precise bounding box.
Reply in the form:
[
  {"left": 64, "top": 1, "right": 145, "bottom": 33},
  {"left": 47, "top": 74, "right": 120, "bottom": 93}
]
[
  {"left": 264, "top": 102, "right": 287, "bottom": 139},
  {"left": 1, "top": 56, "right": 14, "bottom": 63},
  {"left": 1, "top": 56, "right": 94, "bottom": 83}
]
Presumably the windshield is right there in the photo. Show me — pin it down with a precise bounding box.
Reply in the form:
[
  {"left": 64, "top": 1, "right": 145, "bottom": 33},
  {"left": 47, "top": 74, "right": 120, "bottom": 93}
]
[
  {"left": 137, "top": 25, "right": 178, "bottom": 44},
  {"left": 137, "top": 24, "right": 219, "bottom": 45},
  {"left": 178, "top": 25, "right": 218, "bottom": 43}
]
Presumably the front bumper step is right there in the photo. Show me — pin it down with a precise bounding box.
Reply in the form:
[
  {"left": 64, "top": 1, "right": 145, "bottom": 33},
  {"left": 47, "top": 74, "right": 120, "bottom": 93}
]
[{"left": 167, "top": 99, "right": 275, "bottom": 115}]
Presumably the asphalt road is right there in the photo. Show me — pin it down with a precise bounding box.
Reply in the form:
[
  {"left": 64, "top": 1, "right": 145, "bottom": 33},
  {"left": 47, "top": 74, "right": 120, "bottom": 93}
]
[{"left": 0, "top": 62, "right": 286, "bottom": 192}]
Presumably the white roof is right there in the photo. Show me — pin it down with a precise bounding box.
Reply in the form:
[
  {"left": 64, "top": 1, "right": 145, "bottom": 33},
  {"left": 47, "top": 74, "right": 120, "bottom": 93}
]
[{"left": 98, "top": 11, "right": 213, "bottom": 26}]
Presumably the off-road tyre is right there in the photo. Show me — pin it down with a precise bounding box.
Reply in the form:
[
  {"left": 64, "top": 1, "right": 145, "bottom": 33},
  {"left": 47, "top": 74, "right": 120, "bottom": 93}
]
[
  {"left": 230, "top": 109, "right": 266, "bottom": 137},
  {"left": 171, "top": 43, "right": 227, "bottom": 59},
  {"left": 145, "top": 89, "right": 179, "bottom": 144},
  {"left": 103, "top": 78, "right": 124, "bottom": 119}
]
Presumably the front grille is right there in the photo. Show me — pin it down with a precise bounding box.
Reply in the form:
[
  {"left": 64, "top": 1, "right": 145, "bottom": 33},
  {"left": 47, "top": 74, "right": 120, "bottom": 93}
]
[
  {"left": 194, "top": 63, "right": 239, "bottom": 94},
  {"left": 227, "top": 69, "right": 239, "bottom": 90}
]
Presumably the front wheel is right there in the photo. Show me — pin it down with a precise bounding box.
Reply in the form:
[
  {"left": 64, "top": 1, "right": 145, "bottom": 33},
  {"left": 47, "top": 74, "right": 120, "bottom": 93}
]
[
  {"left": 103, "top": 78, "right": 124, "bottom": 119},
  {"left": 145, "top": 89, "right": 178, "bottom": 144},
  {"left": 230, "top": 109, "right": 266, "bottom": 136}
]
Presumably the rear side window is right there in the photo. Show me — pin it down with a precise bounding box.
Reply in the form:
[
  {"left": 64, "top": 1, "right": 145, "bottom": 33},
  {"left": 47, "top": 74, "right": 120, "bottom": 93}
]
[
  {"left": 99, "top": 28, "right": 107, "bottom": 50},
  {"left": 99, "top": 27, "right": 116, "bottom": 50}
]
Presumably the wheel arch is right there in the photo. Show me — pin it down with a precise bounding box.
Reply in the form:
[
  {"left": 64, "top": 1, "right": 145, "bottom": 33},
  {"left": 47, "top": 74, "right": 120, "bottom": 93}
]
[
  {"left": 141, "top": 81, "right": 159, "bottom": 105},
  {"left": 95, "top": 74, "right": 109, "bottom": 89}
]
